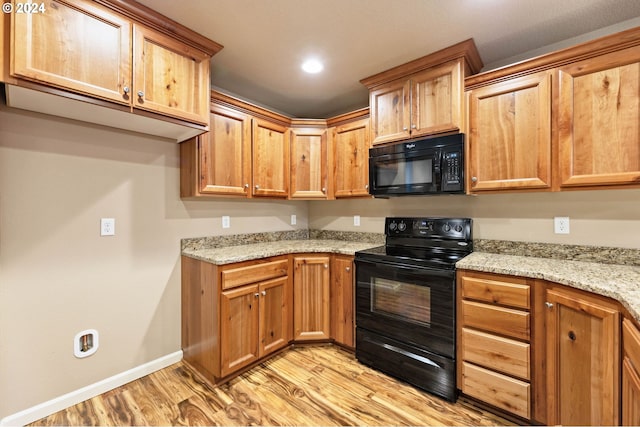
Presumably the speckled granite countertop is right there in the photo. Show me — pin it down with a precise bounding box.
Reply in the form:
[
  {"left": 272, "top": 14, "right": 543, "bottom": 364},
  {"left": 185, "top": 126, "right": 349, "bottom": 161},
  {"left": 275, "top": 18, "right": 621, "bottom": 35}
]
[
  {"left": 457, "top": 252, "right": 640, "bottom": 322},
  {"left": 182, "top": 239, "right": 381, "bottom": 265}
]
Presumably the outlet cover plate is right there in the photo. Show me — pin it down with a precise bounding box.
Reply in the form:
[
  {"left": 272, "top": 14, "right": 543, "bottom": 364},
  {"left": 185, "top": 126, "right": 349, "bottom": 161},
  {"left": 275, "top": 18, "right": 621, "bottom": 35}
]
[
  {"left": 354, "top": 215, "right": 361, "bottom": 226},
  {"left": 291, "top": 214, "right": 296, "bottom": 225},
  {"left": 554, "top": 216, "right": 570, "bottom": 234},
  {"left": 222, "top": 216, "right": 230, "bottom": 229},
  {"left": 100, "top": 218, "right": 115, "bottom": 236}
]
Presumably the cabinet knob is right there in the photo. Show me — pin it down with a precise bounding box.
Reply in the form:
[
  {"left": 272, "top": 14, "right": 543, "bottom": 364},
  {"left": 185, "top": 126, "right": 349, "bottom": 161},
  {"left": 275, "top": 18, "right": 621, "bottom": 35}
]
[
  {"left": 244, "top": 184, "right": 249, "bottom": 189},
  {"left": 411, "top": 124, "right": 417, "bottom": 129},
  {"left": 123, "top": 86, "right": 130, "bottom": 94},
  {"left": 365, "top": 184, "right": 369, "bottom": 189},
  {"left": 324, "top": 264, "right": 328, "bottom": 269},
  {"left": 403, "top": 127, "right": 408, "bottom": 131},
  {"left": 471, "top": 176, "right": 478, "bottom": 183},
  {"left": 254, "top": 293, "right": 260, "bottom": 298},
  {"left": 255, "top": 184, "right": 260, "bottom": 190},
  {"left": 545, "top": 302, "right": 554, "bottom": 309},
  {"left": 137, "top": 91, "right": 144, "bottom": 98},
  {"left": 322, "top": 187, "right": 326, "bottom": 193},
  {"left": 261, "top": 290, "right": 266, "bottom": 296},
  {"left": 345, "top": 267, "right": 351, "bottom": 272}
]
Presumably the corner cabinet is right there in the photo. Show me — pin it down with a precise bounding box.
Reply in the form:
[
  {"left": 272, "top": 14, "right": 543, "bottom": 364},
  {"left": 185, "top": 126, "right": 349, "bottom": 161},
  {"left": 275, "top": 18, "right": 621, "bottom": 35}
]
[
  {"left": 252, "top": 118, "right": 290, "bottom": 198},
  {"left": 557, "top": 46, "right": 640, "bottom": 190},
  {"left": 467, "top": 71, "right": 552, "bottom": 192},
  {"left": 544, "top": 284, "right": 620, "bottom": 426},
  {"left": 290, "top": 124, "right": 329, "bottom": 199},
  {"left": 361, "top": 39, "right": 483, "bottom": 145},
  {"left": 7, "top": 0, "right": 220, "bottom": 134},
  {"left": 329, "top": 114, "right": 372, "bottom": 198},
  {"left": 330, "top": 255, "right": 355, "bottom": 348},
  {"left": 292, "top": 255, "right": 331, "bottom": 341}
]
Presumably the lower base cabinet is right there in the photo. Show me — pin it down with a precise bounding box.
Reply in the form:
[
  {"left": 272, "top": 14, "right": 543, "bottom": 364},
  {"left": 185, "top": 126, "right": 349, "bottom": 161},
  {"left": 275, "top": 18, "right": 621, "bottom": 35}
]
[
  {"left": 293, "top": 254, "right": 331, "bottom": 341},
  {"left": 622, "top": 318, "right": 640, "bottom": 425},
  {"left": 330, "top": 255, "right": 355, "bottom": 348}
]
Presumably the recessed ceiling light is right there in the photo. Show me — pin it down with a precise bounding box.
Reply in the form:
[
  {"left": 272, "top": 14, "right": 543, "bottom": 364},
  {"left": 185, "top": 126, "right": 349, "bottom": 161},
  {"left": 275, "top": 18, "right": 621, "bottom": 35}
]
[{"left": 301, "top": 58, "right": 324, "bottom": 74}]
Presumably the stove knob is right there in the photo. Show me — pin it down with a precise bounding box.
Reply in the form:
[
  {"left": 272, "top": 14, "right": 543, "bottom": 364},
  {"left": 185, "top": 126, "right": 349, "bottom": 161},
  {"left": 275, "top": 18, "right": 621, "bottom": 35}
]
[
  {"left": 389, "top": 222, "right": 397, "bottom": 231},
  {"left": 454, "top": 224, "right": 463, "bottom": 233},
  {"left": 398, "top": 221, "right": 407, "bottom": 232},
  {"left": 443, "top": 223, "right": 451, "bottom": 232}
]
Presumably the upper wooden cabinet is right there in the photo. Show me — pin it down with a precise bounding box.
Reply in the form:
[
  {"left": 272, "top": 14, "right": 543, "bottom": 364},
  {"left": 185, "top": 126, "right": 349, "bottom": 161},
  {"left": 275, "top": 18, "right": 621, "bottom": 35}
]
[
  {"left": 132, "top": 24, "right": 211, "bottom": 124},
  {"left": 290, "top": 124, "right": 329, "bottom": 199},
  {"left": 557, "top": 46, "right": 640, "bottom": 189},
  {"left": 467, "top": 71, "right": 552, "bottom": 192},
  {"left": 252, "top": 118, "right": 290, "bottom": 198},
  {"left": 329, "top": 112, "right": 372, "bottom": 198},
  {"left": 5, "top": 0, "right": 222, "bottom": 140},
  {"left": 10, "top": 0, "right": 132, "bottom": 105},
  {"left": 361, "top": 39, "right": 483, "bottom": 145}
]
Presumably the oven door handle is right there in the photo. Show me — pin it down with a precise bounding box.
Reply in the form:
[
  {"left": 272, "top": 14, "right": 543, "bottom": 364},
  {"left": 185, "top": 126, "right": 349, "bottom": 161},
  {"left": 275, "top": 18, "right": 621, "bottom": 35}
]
[{"left": 381, "top": 343, "right": 442, "bottom": 369}]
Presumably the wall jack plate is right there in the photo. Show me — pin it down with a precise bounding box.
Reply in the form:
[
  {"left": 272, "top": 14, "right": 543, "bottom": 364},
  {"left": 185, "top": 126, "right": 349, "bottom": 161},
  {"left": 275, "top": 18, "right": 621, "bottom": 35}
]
[
  {"left": 222, "top": 216, "right": 230, "bottom": 229},
  {"left": 554, "top": 217, "right": 570, "bottom": 234},
  {"left": 354, "top": 215, "right": 361, "bottom": 226},
  {"left": 100, "top": 218, "right": 115, "bottom": 236}
]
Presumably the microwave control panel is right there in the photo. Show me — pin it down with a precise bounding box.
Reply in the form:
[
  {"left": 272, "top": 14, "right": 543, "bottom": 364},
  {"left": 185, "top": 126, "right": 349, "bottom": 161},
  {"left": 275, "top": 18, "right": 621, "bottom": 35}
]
[{"left": 441, "top": 150, "right": 463, "bottom": 192}]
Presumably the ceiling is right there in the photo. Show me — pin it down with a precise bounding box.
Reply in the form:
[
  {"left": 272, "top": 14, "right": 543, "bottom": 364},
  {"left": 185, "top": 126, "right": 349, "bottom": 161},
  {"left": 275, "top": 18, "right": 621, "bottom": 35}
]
[{"left": 137, "top": 0, "right": 640, "bottom": 119}]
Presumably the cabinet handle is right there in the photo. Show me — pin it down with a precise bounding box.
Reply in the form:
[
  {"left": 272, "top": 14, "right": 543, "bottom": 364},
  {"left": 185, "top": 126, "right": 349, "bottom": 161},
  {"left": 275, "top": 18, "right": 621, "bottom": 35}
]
[
  {"left": 471, "top": 176, "right": 478, "bottom": 183},
  {"left": 137, "top": 91, "right": 144, "bottom": 98},
  {"left": 123, "top": 86, "right": 130, "bottom": 94},
  {"left": 261, "top": 290, "right": 266, "bottom": 296},
  {"left": 345, "top": 267, "right": 351, "bottom": 272},
  {"left": 545, "top": 302, "right": 554, "bottom": 309}
]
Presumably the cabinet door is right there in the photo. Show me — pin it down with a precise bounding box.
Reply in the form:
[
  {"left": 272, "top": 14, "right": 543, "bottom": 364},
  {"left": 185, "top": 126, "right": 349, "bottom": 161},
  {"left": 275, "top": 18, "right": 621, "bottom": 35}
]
[
  {"left": 252, "top": 118, "right": 290, "bottom": 198},
  {"left": 290, "top": 128, "right": 328, "bottom": 199},
  {"left": 333, "top": 118, "right": 371, "bottom": 198},
  {"left": 220, "top": 284, "right": 259, "bottom": 377},
  {"left": 369, "top": 79, "right": 411, "bottom": 145},
  {"left": 133, "top": 24, "right": 210, "bottom": 125},
  {"left": 11, "top": 0, "right": 131, "bottom": 104},
  {"left": 410, "top": 59, "right": 463, "bottom": 138},
  {"left": 557, "top": 47, "right": 640, "bottom": 188},
  {"left": 198, "top": 104, "right": 252, "bottom": 196},
  {"left": 468, "top": 71, "right": 552, "bottom": 192},
  {"left": 545, "top": 287, "right": 620, "bottom": 426},
  {"left": 293, "top": 256, "right": 331, "bottom": 341},
  {"left": 259, "top": 276, "right": 291, "bottom": 356},
  {"left": 623, "top": 319, "right": 640, "bottom": 426},
  {"left": 330, "top": 255, "right": 354, "bottom": 347}
]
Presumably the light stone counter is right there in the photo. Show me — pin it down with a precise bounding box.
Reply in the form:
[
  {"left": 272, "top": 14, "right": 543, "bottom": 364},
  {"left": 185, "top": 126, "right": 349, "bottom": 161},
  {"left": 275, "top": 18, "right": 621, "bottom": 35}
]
[
  {"left": 181, "top": 239, "right": 381, "bottom": 265},
  {"left": 457, "top": 252, "right": 640, "bottom": 323}
]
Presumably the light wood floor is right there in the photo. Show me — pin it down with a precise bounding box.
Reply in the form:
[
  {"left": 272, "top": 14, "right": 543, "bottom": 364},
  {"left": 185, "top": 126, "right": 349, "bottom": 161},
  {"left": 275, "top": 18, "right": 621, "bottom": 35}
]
[{"left": 30, "top": 345, "right": 514, "bottom": 426}]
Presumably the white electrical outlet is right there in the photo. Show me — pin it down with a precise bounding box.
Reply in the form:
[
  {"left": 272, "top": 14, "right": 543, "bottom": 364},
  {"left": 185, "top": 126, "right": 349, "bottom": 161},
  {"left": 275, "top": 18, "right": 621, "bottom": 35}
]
[
  {"left": 354, "top": 215, "right": 361, "bottom": 226},
  {"left": 222, "top": 216, "right": 230, "bottom": 229},
  {"left": 100, "top": 218, "right": 115, "bottom": 236},
  {"left": 291, "top": 214, "right": 297, "bottom": 225},
  {"left": 554, "top": 217, "right": 570, "bottom": 234}
]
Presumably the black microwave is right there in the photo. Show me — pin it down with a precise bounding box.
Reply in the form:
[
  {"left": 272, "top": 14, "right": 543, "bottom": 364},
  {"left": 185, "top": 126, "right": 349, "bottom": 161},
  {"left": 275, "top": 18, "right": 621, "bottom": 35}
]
[{"left": 368, "top": 133, "right": 465, "bottom": 197}]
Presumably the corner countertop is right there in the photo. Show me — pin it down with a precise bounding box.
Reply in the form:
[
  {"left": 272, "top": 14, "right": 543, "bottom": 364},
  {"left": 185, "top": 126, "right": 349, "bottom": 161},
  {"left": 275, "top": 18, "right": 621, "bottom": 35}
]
[
  {"left": 182, "top": 239, "right": 381, "bottom": 265},
  {"left": 457, "top": 252, "right": 640, "bottom": 322}
]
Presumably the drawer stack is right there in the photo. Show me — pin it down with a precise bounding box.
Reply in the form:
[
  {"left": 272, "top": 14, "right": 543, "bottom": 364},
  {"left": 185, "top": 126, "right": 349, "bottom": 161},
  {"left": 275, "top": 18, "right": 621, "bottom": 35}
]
[{"left": 458, "top": 271, "right": 532, "bottom": 419}]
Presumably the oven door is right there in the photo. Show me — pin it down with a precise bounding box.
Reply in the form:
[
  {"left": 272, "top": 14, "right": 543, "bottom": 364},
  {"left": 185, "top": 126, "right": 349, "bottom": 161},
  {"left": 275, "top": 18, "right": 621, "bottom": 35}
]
[
  {"left": 355, "top": 258, "right": 455, "bottom": 358},
  {"left": 368, "top": 148, "right": 441, "bottom": 196}
]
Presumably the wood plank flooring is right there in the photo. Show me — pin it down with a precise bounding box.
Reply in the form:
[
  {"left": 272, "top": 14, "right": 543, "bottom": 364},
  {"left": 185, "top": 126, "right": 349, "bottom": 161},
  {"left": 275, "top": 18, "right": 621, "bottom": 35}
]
[{"left": 29, "top": 345, "right": 514, "bottom": 426}]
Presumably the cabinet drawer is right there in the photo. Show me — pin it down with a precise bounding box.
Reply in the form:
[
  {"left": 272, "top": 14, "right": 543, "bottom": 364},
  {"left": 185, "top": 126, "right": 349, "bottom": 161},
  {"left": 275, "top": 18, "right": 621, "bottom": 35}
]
[
  {"left": 462, "top": 300, "right": 530, "bottom": 340},
  {"left": 462, "top": 361, "right": 530, "bottom": 419},
  {"left": 461, "top": 275, "right": 530, "bottom": 309},
  {"left": 462, "top": 328, "right": 530, "bottom": 380},
  {"left": 221, "top": 259, "right": 288, "bottom": 290}
]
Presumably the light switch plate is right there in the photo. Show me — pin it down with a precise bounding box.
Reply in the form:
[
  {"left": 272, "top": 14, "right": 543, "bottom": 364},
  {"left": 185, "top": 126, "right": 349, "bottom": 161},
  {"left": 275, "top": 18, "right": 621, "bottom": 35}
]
[{"left": 222, "top": 216, "right": 230, "bottom": 229}]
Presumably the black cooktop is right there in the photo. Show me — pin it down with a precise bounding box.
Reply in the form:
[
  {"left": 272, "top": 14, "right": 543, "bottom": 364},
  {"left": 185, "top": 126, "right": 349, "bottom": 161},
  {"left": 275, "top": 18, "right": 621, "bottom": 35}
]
[{"left": 355, "top": 217, "right": 473, "bottom": 269}]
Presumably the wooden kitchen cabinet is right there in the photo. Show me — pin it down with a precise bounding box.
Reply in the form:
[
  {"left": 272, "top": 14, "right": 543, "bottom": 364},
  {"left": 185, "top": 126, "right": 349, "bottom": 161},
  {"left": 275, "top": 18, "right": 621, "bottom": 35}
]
[
  {"left": 330, "top": 115, "right": 371, "bottom": 198},
  {"left": 182, "top": 255, "right": 291, "bottom": 383},
  {"left": 557, "top": 46, "right": 640, "bottom": 190},
  {"left": 290, "top": 125, "right": 329, "bottom": 199},
  {"left": 544, "top": 284, "right": 620, "bottom": 426},
  {"left": 181, "top": 103, "right": 252, "bottom": 197},
  {"left": 467, "top": 71, "right": 552, "bottom": 192},
  {"left": 9, "top": 0, "right": 217, "bottom": 126},
  {"left": 457, "top": 270, "right": 533, "bottom": 420},
  {"left": 252, "top": 118, "right": 290, "bottom": 198},
  {"left": 361, "top": 39, "right": 482, "bottom": 145},
  {"left": 623, "top": 318, "right": 640, "bottom": 425},
  {"left": 330, "top": 255, "right": 354, "bottom": 348},
  {"left": 293, "top": 255, "right": 331, "bottom": 341}
]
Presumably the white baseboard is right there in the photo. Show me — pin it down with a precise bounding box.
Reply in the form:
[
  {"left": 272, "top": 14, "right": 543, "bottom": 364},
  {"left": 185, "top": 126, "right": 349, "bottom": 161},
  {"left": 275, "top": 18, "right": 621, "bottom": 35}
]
[{"left": 0, "top": 350, "right": 183, "bottom": 427}]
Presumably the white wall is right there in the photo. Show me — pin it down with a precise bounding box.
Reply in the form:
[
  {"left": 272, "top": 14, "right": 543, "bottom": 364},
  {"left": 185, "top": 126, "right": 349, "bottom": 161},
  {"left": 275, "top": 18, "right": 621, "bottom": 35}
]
[{"left": 0, "top": 107, "right": 308, "bottom": 419}]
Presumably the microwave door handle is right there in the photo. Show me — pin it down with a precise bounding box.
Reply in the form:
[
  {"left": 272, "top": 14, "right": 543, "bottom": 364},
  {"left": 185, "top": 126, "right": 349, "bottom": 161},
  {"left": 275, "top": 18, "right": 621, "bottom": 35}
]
[{"left": 434, "top": 151, "right": 442, "bottom": 174}]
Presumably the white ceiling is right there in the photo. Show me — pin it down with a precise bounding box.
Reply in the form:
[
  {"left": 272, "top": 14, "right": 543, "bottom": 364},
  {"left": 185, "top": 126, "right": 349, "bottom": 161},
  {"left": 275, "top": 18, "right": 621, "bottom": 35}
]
[{"left": 137, "top": 0, "right": 640, "bottom": 118}]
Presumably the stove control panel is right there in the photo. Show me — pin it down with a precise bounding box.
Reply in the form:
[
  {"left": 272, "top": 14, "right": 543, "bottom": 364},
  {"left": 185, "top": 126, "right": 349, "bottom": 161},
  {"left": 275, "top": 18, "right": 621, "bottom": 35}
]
[{"left": 385, "top": 217, "right": 472, "bottom": 240}]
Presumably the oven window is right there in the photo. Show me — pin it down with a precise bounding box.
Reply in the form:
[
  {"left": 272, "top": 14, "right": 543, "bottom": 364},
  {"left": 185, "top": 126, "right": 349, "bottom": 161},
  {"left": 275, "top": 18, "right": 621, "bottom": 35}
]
[
  {"left": 371, "top": 277, "right": 431, "bottom": 326},
  {"left": 375, "top": 157, "right": 433, "bottom": 187}
]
